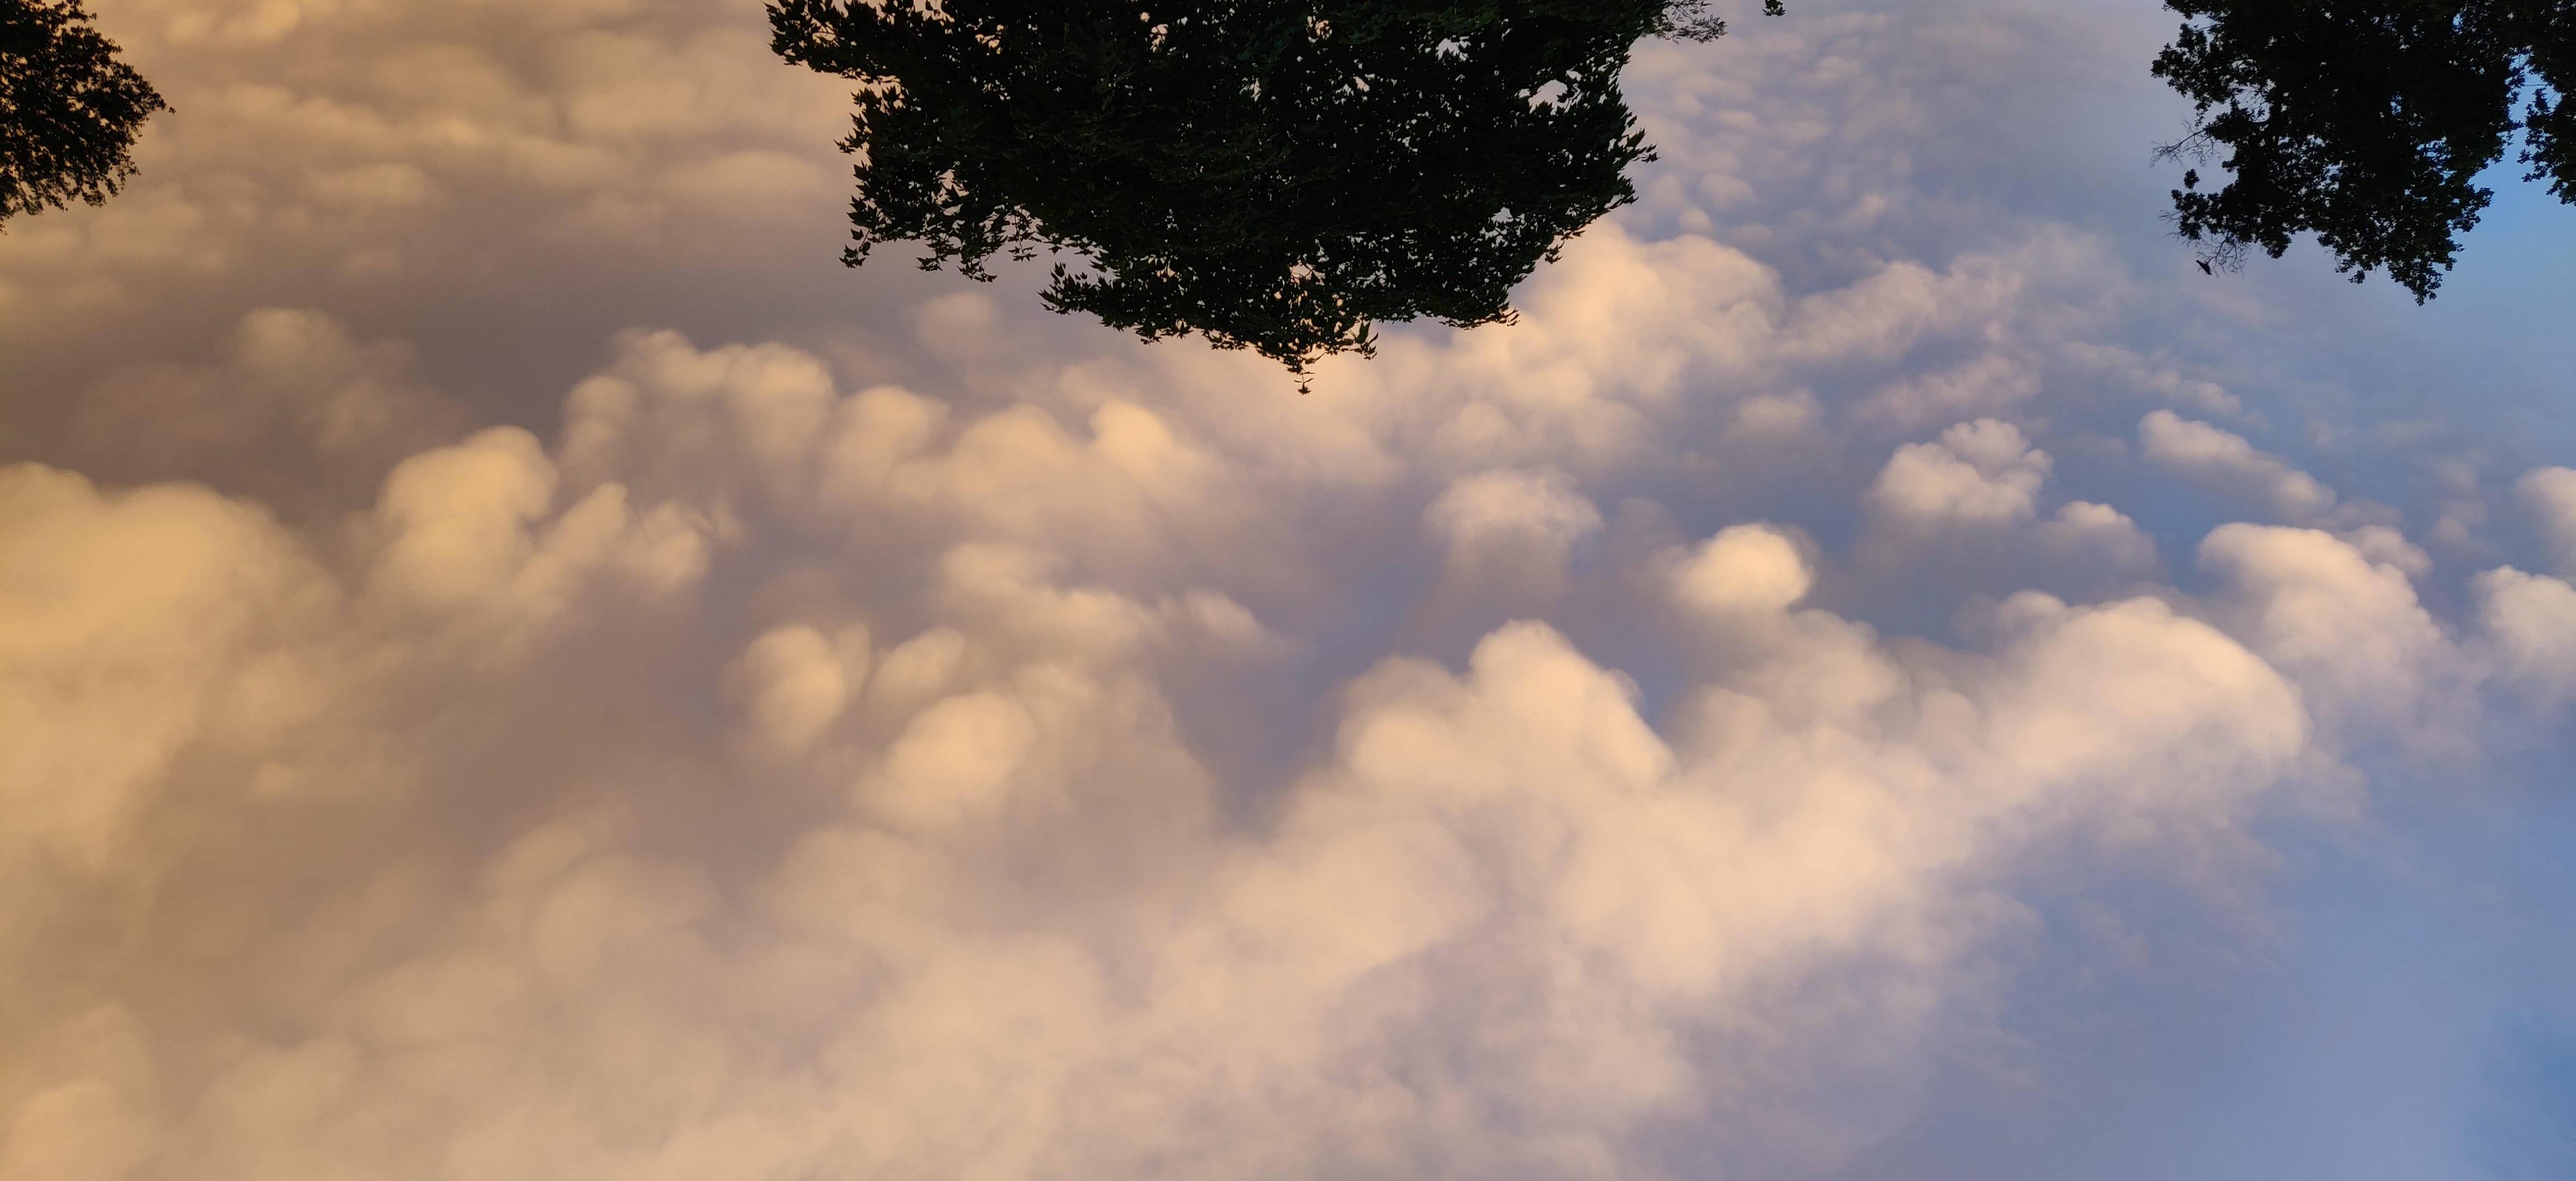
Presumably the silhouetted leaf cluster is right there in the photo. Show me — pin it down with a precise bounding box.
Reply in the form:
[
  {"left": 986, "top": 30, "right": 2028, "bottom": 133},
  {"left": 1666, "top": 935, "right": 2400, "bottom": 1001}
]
[
  {"left": 1, "top": 0, "right": 167, "bottom": 228},
  {"left": 2154, "top": 0, "right": 2576, "bottom": 300},
  {"left": 770, "top": 1, "right": 1775, "bottom": 380}
]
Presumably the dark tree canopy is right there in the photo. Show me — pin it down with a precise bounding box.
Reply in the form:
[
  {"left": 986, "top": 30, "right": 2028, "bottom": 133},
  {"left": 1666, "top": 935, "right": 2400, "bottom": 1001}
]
[
  {"left": 770, "top": 0, "right": 1775, "bottom": 380},
  {"left": 1, "top": 0, "right": 167, "bottom": 228},
  {"left": 2155, "top": 0, "right": 2576, "bottom": 300}
]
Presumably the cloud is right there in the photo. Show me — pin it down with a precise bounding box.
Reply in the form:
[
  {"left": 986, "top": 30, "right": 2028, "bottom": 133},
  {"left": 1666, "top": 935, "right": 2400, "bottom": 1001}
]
[
  {"left": 1424, "top": 469, "right": 1606, "bottom": 607},
  {"left": 0, "top": 322, "right": 2350, "bottom": 1180},
  {"left": 366, "top": 426, "right": 710, "bottom": 644},
  {"left": 1868, "top": 419, "right": 2052, "bottom": 526},
  {"left": 6, "top": 0, "right": 2576, "bottom": 1178},
  {"left": 2472, "top": 564, "right": 2576, "bottom": 705},
  {"left": 0, "top": 0, "right": 851, "bottom": 415},
  {"left": 2033, "top": 500, "right": 2161, "bottom": 577},
  {"left": 2517, "top": 465, "right": 2576, "bottom": 577},
  {"left": 1671, "top": 522, "right": 1815, "bottom": 616},
  {"left": 722, "top": 623, "right": 868, "bottom": 755},
  {"left": 1853, "top": 421, "right": 2158, "bottom": 610},
  {"left": 2196, "top": 523, "right": 2456, "bottom": 741},
  {"left": 64, "top": 308, "right": 461, "bottom": 510},
  {"left": 0, "top": 466, "right": 338, "bottom": 867},
  {"left": 2139, "top": 410, "right": 2338, "bottom": 523}
]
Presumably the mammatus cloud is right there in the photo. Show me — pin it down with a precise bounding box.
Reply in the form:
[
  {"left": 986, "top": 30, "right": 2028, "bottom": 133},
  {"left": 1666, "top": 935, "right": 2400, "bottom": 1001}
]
[
  {"left": 10, "top": 309, "right": 2576, "bottom": 1178},
  {"left": 2139, "top": 409, "right": 2338, "bottom": 523},
  {"left": 7, "top": 1, "right": 2576, "bottom": 1179},
  {"left": 2518, "top": 465, "right": 2576, "bottom": 578}
]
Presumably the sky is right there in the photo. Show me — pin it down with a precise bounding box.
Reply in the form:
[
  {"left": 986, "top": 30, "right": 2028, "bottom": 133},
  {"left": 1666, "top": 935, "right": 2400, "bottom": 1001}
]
[{"left": 4, "top": 1, "right": 2576, "bottom": 1179}]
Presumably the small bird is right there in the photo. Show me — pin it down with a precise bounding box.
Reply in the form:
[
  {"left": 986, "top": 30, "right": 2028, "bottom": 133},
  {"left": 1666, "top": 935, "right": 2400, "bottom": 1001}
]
[{"left": 2198, "top": 259, "right": 2214, "bottom": 275}]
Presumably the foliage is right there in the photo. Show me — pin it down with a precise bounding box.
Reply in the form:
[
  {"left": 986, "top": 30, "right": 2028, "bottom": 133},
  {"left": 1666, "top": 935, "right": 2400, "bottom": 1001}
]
[
  {"left": 2153, "top": 0, "right": 2575, "bottom": 300},
  {"left": 1, "top": 0, "right": 168, "bottom": 228},
  {"left": 770, "top": 1, "right": 1776, "bottom": 380}
]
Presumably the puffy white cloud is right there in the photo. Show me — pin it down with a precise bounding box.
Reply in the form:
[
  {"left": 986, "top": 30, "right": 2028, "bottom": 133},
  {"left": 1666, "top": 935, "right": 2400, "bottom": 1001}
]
[
  {"left": 723, "top": 623, "right": 868, "bottom": 755},
  {"left": 2195, "top": 524, "right": 2454, "bottom": 740},
  {"left": 2139, "top": 410, "right": 2338, "bottom": 523},
  {"left": 1425, "top": 469, "right": 1606, "bottom": 550},
  {"left": 2033, "top": 500, "right": 2161, "bottom": 576},
  {"left": 0, "top": 466, "right": 339, "bottom": 867},
  {"left": 1854, "top": 422, "right": 2159, "bottom": 604},
  {"left": 1671, "top": 522, "right": 1815, "bottom": 616},
  {"left": 367, "top": 426, "right": 710, "bottom": 644},
  {"left": 2473, "top": 566, "right": 2576, "bottom": 703},
  {"left": 1868, "top": 418, "right": 2052, "bottom": 526},
  {"left": 2517, "top": 466, "right": 2576, "bottom": 578},
  {"left": 1423, "top": 469, "right": 1605, "bottom": 606}
]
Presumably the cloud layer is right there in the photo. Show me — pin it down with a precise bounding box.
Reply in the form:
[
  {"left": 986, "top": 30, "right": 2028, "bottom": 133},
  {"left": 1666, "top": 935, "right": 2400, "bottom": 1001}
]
[{"left": 6, "top": 2, "right": 2575, "bottom": 1179}]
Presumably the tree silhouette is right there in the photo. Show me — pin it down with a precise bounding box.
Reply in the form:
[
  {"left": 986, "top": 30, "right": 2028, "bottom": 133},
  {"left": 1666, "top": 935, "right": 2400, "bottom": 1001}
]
[
  {"left": 1, "top": 0, "right": 168, "bottom": 229},
  {"left": 2154, "top": 0, "right": 2576, "bottom": 300},
  {"left": 770, "top": 0, "right": 1777, "bottom": 382}
]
